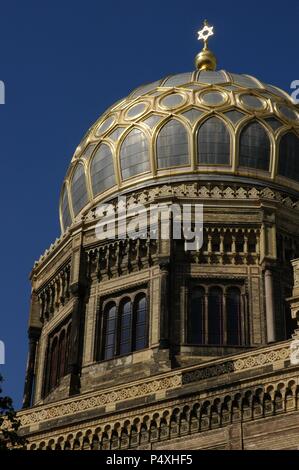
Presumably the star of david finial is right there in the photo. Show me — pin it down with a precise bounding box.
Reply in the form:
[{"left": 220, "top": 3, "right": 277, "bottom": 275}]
[{"left": 197, "top": 20, "right": 214, "bottom": 50}]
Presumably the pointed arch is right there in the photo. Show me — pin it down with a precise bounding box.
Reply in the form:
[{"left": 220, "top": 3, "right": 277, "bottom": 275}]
[
  {"left": 278, "top": 132, "right": 299, "bottom": 182},
  {"left": 197, "top": 116, "right": 230, "bottom": 164},
  {"left": 71, "top": 163, "right": 88, "bottom": 216},
  {"left": 61, "top": 184, "right": 72, "bottom": 230},
  {"left": 90, "top": 143, "right": 116, "bottom": 196},
  {"left": 239, "top": 120, "right": 270, "bottom": 170},
  {"left": 120, "top": 128, "right": 150, "bottom": 180},
  {"left": 156, "top": 119, "right": 189, "bottom": 168}
]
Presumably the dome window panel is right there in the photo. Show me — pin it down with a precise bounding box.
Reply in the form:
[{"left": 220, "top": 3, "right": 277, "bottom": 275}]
[
  {"left": 277, "top": 104, "right": 299, "bottom": 122},
  {"left": 197, "top": 117, "right": 230, "bottom": 165},
  {"left": 108, "top": 126, "right": 127, "bottom": 141},
  {"left": 263, "top": 117, "right": 283, "bottom": 131},
  {"left": 223, "top": 110, "right": 246, "bottom": 125},
  {"left": 196, "top": 70, "right": 227, "bottom": 84},
  {"left": 156, "top": 119, "right": 189, "bottom": 169},
  {"left": 200, "top": 91, "right": 226, "bottom": 106},
  {"left": 120, "top": 128, "right": 150, "bottom": 180},
  {"left": 142, "top": 114, "right": 163, "bottom": 129},
  {"left": 181, "top": 108, "right": 204, "bottom": 124},
  {"left": 160, "top": 93, "right": 185, "bottom": 109},
  {"left": 126, "top": 102, "right": 148, "bottom": 120},
  {"left": 91, "top": 144, "right": 116, "bottom": 196},
  {"left": 163, "top": 72, "right": 193, "bottom": 87},
  {"left": 239, "top": 121, "right": 270, "bottom": 171},
  {"left": 61, "top": 186, "right": 72, "bottom": 230},
  {"left": 278, "top": 132, "right": 299, "bottom": 182},
  {"left": 71, "top": 164, "right": 89, "bottom": 216},
  {"left": 130, "top": 80, "right": 162, "bottom": 99},
  {"left": 229, "top": 73, "right": 260, "bottom": 89},
  {"left": 240, "top": 94, "right": 265, "bottom": 110},
  {"left": 95, "top": 116, "right": 115, "bottom": 136}
]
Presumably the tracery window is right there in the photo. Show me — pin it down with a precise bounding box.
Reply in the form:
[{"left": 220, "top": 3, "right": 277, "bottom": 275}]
[
  {"left": 101, "top": 291, "right": 148, "bottom": 360},
  {"left": 187, "top": 284, "right": 245, "bottom": 346}
]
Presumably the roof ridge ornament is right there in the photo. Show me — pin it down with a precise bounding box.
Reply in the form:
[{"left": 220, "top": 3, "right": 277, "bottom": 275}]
[{"left": 195, "top": 20, "right": 217, "bottom": 72}]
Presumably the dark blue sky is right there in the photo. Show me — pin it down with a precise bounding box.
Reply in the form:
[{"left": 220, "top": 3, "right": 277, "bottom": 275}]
[{"left": 0, "top": 0, "right": 298, "bottom": 408}]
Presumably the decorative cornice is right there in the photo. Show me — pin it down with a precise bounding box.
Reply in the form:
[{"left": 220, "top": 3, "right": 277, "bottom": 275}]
[{"left": 19, "top": 341, "right": 292, "bottom": 427}]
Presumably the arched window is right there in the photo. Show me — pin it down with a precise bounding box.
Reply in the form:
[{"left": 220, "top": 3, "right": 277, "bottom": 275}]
[
  {"left": 188, "top": 287, "right": 205, "bottom": 344},
  {"left": 239, "top": 121, "right": 270, "bottom": 171},
  {"left": 103, "top": 303, "right": 117, "bottom": 360},
  {"left": 226, "top": 287, "right": 242, "bottom": 345},
  {"left": 133, "top": 294, "right": 148, "bottom": 350},
  {"left": 120, "top": 128, "right": 150, "bottom": 180},
  {"left": 157, "top": 119, "right": 189, "bottom": 168},
  {"left": 58, "top": 330, "right": 66, "bottom": 381},
  {"left": 278, "top": 132, "right": 299, "bottom": 182},
  {"left": 61, "top": 185, "right": 72, "bottom": 230},
  {"left": 197, "top": 117, "right": 230, "bottom": 165},
  {"left": 208, "top": 287, "right": 223, "bottom": 345},
  {"left": 49, "top": 337, "right": 58, "bottom": 390},
  {"left": 90, "top": 144, "right": 115, "bottom": 196},
  {"left": 119, "top": 298, "right": 133, "bottom": 355},
  {"left": 71, "top": 163, "right": 88, "bottom": 216}
]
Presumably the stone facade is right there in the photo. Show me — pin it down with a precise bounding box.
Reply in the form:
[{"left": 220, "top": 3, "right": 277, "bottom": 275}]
[{"left": 20, "top": 181, "right": 299, "bottom": 450}]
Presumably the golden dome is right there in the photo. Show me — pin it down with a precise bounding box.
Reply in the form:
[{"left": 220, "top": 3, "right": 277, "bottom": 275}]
[{"left": 60, "top": 70, "right": 299, "bottom": 232}]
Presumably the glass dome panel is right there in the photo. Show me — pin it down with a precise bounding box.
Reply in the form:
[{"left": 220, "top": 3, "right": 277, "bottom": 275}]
[
  {"left": 120, "top": 129, "right": 150, "bottom": 180},
  {"left": 278, "top": 104, "right": 299, "bottom": 122},
  {"left": 126, "top": 102, "right": 147, "bottom": 119},
  {"left": 197, "top": 117, "right": 230, "bottom": 165},
  {"left": 200, "top": 91, "right": 226, "bottom": 106},
  {"left": 95, "top": 116, "right": 115, "bottom": 136},
  {"left": 240, "top": 94, "right": 265, "bottom": 110},
  {"left": 163, "top": 72, "right": 193, "bottom": 87},
  {"left": 157, "top": 119, "right": 189, "bottom": 169},
  {"left": 239, "top": 121, "right": 270, "bottom": 171},
  {"left": 181, "top": 108, "right": 204, "bottom": 123},
  {"left": 130, "top": 80, "right": 162, "bottom": 99},
  {"left": 71, "top": 163, "right": 89, "bottom": 216},
  {"left": 278, "top": 132, "right": 299, "bottom": 182},
  {"left": 91, "top": 144, "right": 116, "bottom": 196},
  {"left": 223, "top": 110, "right": 246, "bottom": 124},
  {"left": 196, "top": 70, "right": 227, "bottom": 84},
  {"left": 230, "top": 73, "right": 261, "bottom": 88},
  {"left": 263, "top": 117, "right": 283, "bottom": 131},
  {"left": 160, "top": 93, "right": 185, "bottom": 109},
  {"left": 61, "top": 186, "right": 72, "bottom": 230},
  {"left": 142, "top": 114, "right": 163, "bottom": 129}
]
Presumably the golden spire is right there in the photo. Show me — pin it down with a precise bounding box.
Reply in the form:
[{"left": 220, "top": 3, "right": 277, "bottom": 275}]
[{"left": 195, "top": 20, "right": 217, "bottom": 72}]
